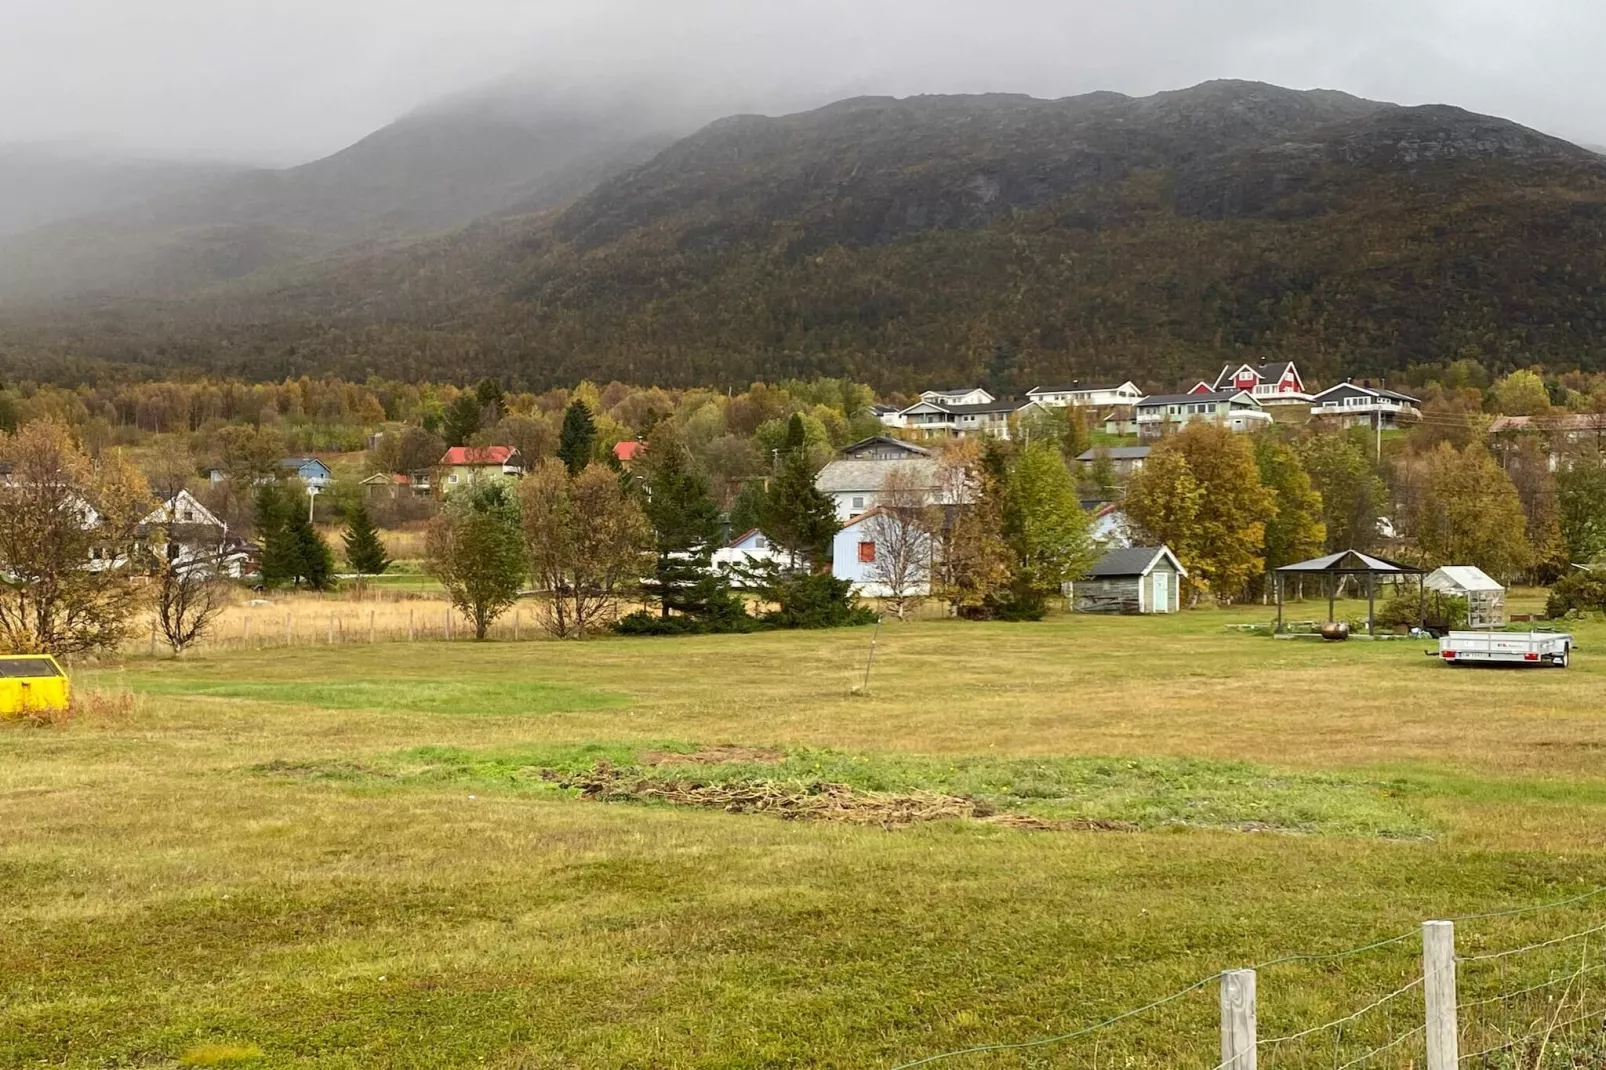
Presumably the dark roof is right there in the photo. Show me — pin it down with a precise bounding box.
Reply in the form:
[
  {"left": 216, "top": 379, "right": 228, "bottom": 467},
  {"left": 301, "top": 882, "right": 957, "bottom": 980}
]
[
  {"left": 279, "top": 456, "right": 327, "bottom": 470},
  {"left": 1276, "top": 550, "right": 1423, "bottom": 575},
  {"left": 929, "top": 400, "right": 1029, "bottom": 415},
  {"left": 1214, "top": 362, "right": 1295, "bottom": 387},
  {"left": 1087, "top": 546, "right": 1180, "bottom": 578},
  {"left": 1028, "top": 381, "right": 1130, "bottom": 395},
  {"left": 1311, "top": 383, "right": 1422, "bottom": 404},
  {"left": 1138, "top": 390, "right": 1254, "bottom": 406},
  {"left": 840, "top": 435, "right": 932, "bottom": 457},
  {"left": 1076, "top": 446, "right": 1151, "bottom": 461}
]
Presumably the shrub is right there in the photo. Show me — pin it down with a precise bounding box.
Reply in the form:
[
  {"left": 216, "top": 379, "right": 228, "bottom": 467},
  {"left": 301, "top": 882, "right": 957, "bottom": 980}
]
[
  {"left": 1377, "top": 589, "right": 1467, "bottom": 632},
  {"left": 613, "top": 609, "right": 761, "bottom": 636},
  {"left": 763, "top": 572, "right": 876, "bottom": 630},
  {"left": 1545, "top": 571, "right": 1606, "bottom": 619}
]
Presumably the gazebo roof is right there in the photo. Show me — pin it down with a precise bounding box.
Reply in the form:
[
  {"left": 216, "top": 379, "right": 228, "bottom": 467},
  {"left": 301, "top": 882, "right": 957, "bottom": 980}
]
[{"left": 1275, "top": 550, "right": 1423, "bottom": 575}]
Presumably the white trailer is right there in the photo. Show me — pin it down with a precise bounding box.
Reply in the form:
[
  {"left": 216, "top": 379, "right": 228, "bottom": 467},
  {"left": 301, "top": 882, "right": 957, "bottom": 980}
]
[{"left": 1436, "top": 631, "right": 1573, "bottom": 668}]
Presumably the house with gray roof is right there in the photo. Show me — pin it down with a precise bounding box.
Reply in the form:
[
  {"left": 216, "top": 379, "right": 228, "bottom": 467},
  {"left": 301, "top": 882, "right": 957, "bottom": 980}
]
[
  {"left": 1072, "top": 545, "right": 1186, "bottom": 614},
  {"left": 814, "top": 454, "right": 945, "bottom": 520},
  {"left": 1133, "top": 390, "right": 1270, "bottom": 439},
  {"left": 1075, "top": 445, "right": 1151, "bottom": 478}
]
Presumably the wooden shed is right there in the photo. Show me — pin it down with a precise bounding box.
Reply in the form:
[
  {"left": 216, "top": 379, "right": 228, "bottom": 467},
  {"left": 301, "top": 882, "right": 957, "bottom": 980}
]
[
  {"left": 1424, "top": 566, "right": 1506, "bottom": 629},
  {"left": 1073, "top": 546, "right": 1186, "bottom": 614}
]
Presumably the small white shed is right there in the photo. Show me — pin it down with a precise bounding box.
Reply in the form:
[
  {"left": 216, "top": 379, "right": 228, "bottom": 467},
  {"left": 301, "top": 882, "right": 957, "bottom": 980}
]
[
  {"left": 1424, "top": 566, "right": 1506, "bottom": 629},
  {"left": 1073, "top": 546, "right": 1187, "bottom": 614}
]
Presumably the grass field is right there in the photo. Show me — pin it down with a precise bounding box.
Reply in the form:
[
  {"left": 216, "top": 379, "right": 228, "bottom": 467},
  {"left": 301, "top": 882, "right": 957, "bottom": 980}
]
[{"left": 6, "top": 601, "right": 1606, "bottom": 1068}]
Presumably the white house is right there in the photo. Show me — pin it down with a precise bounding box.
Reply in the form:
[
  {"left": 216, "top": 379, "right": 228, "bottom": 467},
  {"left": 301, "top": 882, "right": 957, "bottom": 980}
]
[
  {"left": 830, "top": 508, "right": 932, "bottom": 598},
  {"left": 897, "top": 398, "right": 1047, "bottom": 440},
  {"left": 1308, "top": 383, "right": 1422, "bottom": 429},
  {"left": 1133, "top": 390, "right": 1270, "bottom": 438},
  {"left": 1026, "top": 381, "right": 1145, "bottom": 408},
  {"left": 713, "top": 528, "right": 784, "bottom": 579},
  {"left": 919, "top": 387, "right": 995, "bottom": 406},
  {"left": 1075, "top": 445, "right": 1151, "bottom": 479},
  {"left": 141, "top": 490, "right": 251, "bottom": 577},
  {"left": 1203, "top": 362, "right": 1312, "bottom": 404}
]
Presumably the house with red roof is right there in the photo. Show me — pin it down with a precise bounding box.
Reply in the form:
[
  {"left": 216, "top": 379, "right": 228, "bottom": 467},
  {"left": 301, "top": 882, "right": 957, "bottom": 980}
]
[
  {"left": 437, "top": 445, "right": 522, "bottom": 492},
  {"left": 613, "top": 440, "right": 644, "bottom": 464}
]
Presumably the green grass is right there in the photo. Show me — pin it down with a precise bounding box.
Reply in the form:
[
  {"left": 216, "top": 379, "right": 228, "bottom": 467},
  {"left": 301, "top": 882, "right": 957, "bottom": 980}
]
[
  {"left": 132, "top": 677, "right": 627, "bottom": 716},
  {"left": 7, "top": 601, "right": 1606, "bottom": 1068}
]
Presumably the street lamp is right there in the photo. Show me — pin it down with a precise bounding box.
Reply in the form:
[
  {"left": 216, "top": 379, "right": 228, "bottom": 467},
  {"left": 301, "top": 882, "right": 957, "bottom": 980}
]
[{"left": 306, "top": 484, "right": 321, "bottom": 522}]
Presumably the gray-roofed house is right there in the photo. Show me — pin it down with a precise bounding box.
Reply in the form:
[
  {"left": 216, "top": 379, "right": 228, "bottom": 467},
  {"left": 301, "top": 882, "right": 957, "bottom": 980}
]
[
  {"left": 1207, "top": 361, "right": 1312, "bottom": 403},
  {"left": 1072, "top": 545, "right": 1186, "bottom": 614},
  {"left": 1075, "top": 445, "right": 1151, "bottom": 478},
  {"left": 1308, "top": 383, "right": 1422, "bottom": 429},
  {"left": 897, "top": 398, "right": 1047, "bottom": 440},
  {"left": 1026, "top": 381, "right": 1145, "bottom": 408},
  {"left": 1133, "top": 390, "right": 1270, "bottom": 439},
  {"left": 814, "top": 454, "right": 946, "bottom": 520},
  {"left": 839, "top": 436, "right": 933, "bottom": 461}
]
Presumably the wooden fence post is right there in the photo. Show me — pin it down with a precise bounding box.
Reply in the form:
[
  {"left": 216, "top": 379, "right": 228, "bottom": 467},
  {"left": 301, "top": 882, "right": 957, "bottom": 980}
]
[
  {"left": 1219, "top": 969, "right": 1256, "bottom": 1070},
  {"left": 514, "top": 610, "right": 520, "bottom": 642},
  {"left": 445, "top": 607, "right": 452, "bottom": 641},
  {"left": 149, "top": 624, "right": 157, "bottom": 656},
  {"left": 1424, "top": 921, "right": 1457, "bottom": 1070},
  {"left": 327, "top": 612, "right": 335, "bottom": 646},
  {"left": 369, "top": 609, "right": 376, "bottom": 644},
  {"left": 284, "top": 612, "right": 292, "bottom": 646},
  {"left": 243, "top": 616, "right": 251, "bottom": 646},
  {"left": 408, "top": 607, "right": 414, "bottom": 642}
]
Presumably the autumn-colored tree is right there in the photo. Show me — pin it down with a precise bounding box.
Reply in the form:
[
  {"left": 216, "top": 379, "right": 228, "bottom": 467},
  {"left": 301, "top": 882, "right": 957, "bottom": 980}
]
[
  {"left": 1498, "top": 435, "right": 1567, "bottom": 582},
  {"left": 426, "top": 480, "right": 525, "bottom": 639},
  {"left": 521, "top": 461, "right": 652, "bottom": 637},
  {"left": 1492, "top": 369, "right": 1552, "bottom": 416},
  {"left": 1125, "top": 425, "right": 1274, "bottom": 603},
  {"left": 926, "top": 443, "right": 1010, "bottom": 616},
  {"left": 0, "top": 421, "right": 153, "bottom": 654},
  {"left": 862, "top": 469, "right": 933, "bottom": 620},
  {"left": 1253, "top": 436, "right": 1326, "bottom": 598},
  {"left": 1294, "top": 433, "right": 1387, "bottom": 552},
  {"left": 1410, "top": 442, "right": 1532, "bottom": 582}
]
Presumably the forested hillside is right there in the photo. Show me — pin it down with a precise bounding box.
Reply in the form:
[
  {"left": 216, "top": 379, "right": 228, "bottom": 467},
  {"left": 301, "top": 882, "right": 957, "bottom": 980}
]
[{"left": 4, "top": 80, "right": 1605, "bottom": 392}]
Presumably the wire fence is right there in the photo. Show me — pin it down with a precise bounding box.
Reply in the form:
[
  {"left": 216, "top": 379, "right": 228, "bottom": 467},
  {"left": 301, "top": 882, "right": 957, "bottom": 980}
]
[{"left": 887, "top": 886, "right": 1606, "bottom": 1070}]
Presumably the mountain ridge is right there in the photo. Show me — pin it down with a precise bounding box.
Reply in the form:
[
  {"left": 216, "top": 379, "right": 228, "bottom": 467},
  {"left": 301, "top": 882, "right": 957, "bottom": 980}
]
[{"left": 3, "top": 80, "right": 1605, "bottom": 393}]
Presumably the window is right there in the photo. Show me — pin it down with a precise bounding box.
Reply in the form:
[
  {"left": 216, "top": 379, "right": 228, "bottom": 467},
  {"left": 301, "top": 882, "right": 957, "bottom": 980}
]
[
  {"left": 858, "top": 541, "right": 876, "bottom": 563},
  {"left": 449, "top": 474, "right": 460, "bottom": 484},
  {"left": 852, "top": 496, "right": 866, "bottom": 509},
  {"left": 755, "top": 536, "right": 767, "bottom": 549}
]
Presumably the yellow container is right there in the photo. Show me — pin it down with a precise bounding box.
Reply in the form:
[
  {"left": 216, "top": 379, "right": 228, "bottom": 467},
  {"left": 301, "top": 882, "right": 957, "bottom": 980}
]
[{"left": 0, "top": 655, "right": 70, "bottom": 715}]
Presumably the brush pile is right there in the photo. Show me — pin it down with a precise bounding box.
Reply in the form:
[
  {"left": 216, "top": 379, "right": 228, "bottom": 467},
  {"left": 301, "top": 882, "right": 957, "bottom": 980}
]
[{"left": 547, "top": 761, "right": 1134, "bottom": 832}]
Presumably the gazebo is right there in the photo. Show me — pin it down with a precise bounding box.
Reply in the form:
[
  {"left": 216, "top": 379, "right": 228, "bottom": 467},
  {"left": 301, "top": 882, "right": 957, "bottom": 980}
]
[{"left": 1275, "top": 550, "right": 1426, "bottom": 635}]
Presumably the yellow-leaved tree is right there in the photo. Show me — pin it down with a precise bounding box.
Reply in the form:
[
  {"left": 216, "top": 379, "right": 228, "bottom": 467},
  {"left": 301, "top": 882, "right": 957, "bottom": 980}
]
[{"left": 1124, "top": 424, "right": 1275, "bottom": 604}]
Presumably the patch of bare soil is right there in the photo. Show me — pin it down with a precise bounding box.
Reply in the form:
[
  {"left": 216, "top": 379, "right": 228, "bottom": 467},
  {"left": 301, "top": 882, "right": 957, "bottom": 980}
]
[
  {"left": 547, "top": 762, "right": 1135, "bottom": 833},
  {"left": 639, "top": 746, "right": 786, "bottom": 766}
]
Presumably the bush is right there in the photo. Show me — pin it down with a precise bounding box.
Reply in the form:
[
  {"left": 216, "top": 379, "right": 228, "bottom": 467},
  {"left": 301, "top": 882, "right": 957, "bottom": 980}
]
[
  {"left": 985, "top": 579, "right": 1050, "bottom": 622},
  {"left": 613, "top": 609, "right": 761, "bottom": 636},
  {"left": 763, "top": 572, "right": 877, "bottom": 630},
  {"left": 1545, "top": 571, "right": 1606, "bottom": 619},
  {"left": 1377, "top": 589, "right": 1467, "bottom": 632}
]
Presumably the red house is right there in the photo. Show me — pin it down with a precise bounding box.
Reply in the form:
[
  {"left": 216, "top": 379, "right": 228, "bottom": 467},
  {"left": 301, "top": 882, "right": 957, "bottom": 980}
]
[{"left": 1192, "top": 362, "right": 1311, "bottom": 404}]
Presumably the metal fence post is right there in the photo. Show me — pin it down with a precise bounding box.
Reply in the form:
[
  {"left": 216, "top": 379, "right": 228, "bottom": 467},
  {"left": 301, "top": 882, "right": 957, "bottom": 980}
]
[
  {"left": 1424, "top": 921, "right": 1458, "bottom": 1070},
  {"left": 1220, "top": 969, "right": 1256, "bottom": 1070}
]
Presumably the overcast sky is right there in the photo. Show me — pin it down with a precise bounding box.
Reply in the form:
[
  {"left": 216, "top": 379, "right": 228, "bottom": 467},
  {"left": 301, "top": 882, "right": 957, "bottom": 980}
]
[{"left": 6, "top": 0, "right": 1600, "bottom": 165}]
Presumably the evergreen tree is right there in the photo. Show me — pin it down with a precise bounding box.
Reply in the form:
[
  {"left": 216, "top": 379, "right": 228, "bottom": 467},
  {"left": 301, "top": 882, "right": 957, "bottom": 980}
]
[
  {"left": 727, "top": 481, "right": 766, "bottom": 536},
  {"left": 342, "top": 501, "right": 392, "bottom": 576},
  {"left": 254, "top": 483, "right": 298, "bottom": 587},
  {"left": 639, "top": 424, "right": 743, "bottom": 624},
  {"left": 291, "top": 510, "right": 336, "bottom": 590},
  {"left": 443, "top": 393, "right": 482, "bottom": 447},
  {"left": 558, "top": 400, "right": 597, "bottom": 475},
  {"left": 758, "top": 413, "right": 839, "bottom": 570},
  {"left": 474, "top": 377, "right": 505, "bottom": 423}
]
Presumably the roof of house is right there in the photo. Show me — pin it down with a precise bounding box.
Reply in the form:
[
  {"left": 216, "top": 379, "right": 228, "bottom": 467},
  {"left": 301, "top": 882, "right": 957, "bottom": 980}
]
[
  {"left": 361, "top": 472, "right": 413, "bottom": 485},
  {"left": 726, "top": 528, "right": 764, "bottom": 548},
  {"left": 613, "top": 440, "right": 644, "bottom": 462},
  {"left": 815, "top": 457, "right": 940, "bottom": 494},
  {"left": 1426, "top": 565, "right": 1505, "bottom": 593},
  {"left": 1138, "top": 390, "right": 1258, "bottom": 407},
  {"left": 921, "top": 387, "right": 993, "bottom": 399},
  {"left": 1027, "top": 381, "right": 1136, "bottom": 396},
  {"left": 1076, "top": 445, "right": 1152, "bottom": 462},
  {"left": 1214, "top": 362, "right": 1297, "bottom": 386},
  {"left": 1086, "top": 545, "right": 1186, "bottom": 579},
  {"left": 932, "top": 400, "right": 1033, "bottom": 415},
  {"left": 1310, "top": 383, "right": 1422, "bottom": 404},
  {"left": 839, "top": 435, "right": 932, "bottom": 457},
  {"left": 439, "top": 445, "right": 517, "bottom": 466},
  {"left": 279, "top": 456, "right": 329, "bottom": 471}
]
